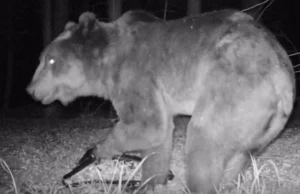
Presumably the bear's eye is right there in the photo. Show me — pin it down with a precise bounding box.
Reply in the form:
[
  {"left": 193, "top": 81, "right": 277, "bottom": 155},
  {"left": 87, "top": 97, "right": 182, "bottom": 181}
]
[{"left": 48, "top": 58, "right": 56, "bottom": 65}]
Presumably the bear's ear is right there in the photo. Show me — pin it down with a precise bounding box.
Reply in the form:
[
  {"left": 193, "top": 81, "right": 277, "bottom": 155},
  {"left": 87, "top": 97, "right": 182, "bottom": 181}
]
[
  {"left": 64, "top": 21, "right": 76, "bottom": 30},
  {"left": 79, "top": 12, "right": 97, "bottom": 27}
]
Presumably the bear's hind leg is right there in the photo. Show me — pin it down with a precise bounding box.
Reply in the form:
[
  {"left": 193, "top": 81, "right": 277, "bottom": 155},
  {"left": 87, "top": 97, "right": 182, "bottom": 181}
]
[
  {"left": 185, "top": 124, "right": 226, "bottom": 194},
  {"left": 223, "top": 152, "right": 250, "bottom": 183}
]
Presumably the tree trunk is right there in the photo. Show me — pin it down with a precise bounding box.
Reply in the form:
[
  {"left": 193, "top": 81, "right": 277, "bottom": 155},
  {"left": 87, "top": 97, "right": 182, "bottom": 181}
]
[
  {"left": 187, "top": 0, "right": 202, "bottom": 16},
  {"left": 3, "top": 1, "right": 14, "bottom": 110},
  {"left": 82, "top": 0, "right": 90, "bottom": 12},
  {"left": 108, "top": 0, "right": 122, "bottom": 21},
  {"left": 53, "top": 0, "right": 69, "bottom": 37},
  {"left": 43, "top": 0, "right": 52, "bottom": 46},
  {"left": 163, "top": 0, "right": 168, "bottom": 20},
  {"left": 241, "top": 0, "right": 262, "bottom": 20}
]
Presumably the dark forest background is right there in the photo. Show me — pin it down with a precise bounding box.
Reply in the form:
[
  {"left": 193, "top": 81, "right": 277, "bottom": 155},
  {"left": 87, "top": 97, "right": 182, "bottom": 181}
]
[{"left": 1, "top": 0, "right": 300, "bottom": 118}]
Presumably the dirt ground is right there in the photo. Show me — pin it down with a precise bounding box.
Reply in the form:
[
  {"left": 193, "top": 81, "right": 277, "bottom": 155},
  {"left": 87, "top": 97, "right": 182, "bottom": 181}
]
[{"left": 0, "top": 106, "right": 300, "bottom": 194}]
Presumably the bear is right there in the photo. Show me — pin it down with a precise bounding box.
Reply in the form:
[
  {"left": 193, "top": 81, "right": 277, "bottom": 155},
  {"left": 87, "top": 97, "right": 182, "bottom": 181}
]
[{"left": 27, "top": 10, "right": 295, "bottom": 194}]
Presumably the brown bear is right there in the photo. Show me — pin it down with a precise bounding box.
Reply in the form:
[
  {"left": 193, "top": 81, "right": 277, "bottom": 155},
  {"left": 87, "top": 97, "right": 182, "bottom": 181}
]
[{"left": 27, "top": 10, "right": 295, "bottom": 194}]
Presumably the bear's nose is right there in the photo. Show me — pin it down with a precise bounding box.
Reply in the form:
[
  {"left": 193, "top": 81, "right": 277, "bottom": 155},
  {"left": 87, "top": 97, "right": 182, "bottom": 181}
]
[
  {"left": 26, "top": 83, "right": 35, "bottom": 95},
  {"left": 27, "top": 86, "right": 38, "bottom": 101}
]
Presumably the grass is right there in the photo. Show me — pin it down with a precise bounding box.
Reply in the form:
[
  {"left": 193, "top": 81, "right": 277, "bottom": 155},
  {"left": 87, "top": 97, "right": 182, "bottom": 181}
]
[
  {"left": 0, "top": 116, "right": 299, "bottom": 194},
  {"left": 0, "top": 153, "right": 287, "bottom": 194}
]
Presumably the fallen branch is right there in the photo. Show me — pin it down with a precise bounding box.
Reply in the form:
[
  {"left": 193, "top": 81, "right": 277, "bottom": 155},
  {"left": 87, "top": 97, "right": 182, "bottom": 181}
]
[{"left": 62, "top": 152, "right": 175, "bottom": 189}]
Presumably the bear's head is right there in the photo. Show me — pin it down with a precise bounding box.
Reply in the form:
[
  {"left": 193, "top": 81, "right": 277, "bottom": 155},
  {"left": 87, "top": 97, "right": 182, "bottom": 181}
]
[{"left": 27, "top": 12, "right": 110, "bottom": 105}]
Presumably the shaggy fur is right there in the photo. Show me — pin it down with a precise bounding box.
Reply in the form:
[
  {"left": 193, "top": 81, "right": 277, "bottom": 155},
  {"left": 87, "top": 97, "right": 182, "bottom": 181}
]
[{"left": 27, "top": 10, "right": 295, "bottom": 194}]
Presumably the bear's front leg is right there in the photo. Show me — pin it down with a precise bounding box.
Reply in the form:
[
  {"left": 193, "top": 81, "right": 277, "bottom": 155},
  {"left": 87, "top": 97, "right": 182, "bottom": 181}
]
[
  {"left": 91, "top": 120, "right": 174, "bottom": 189},
  {"left": 92, "top": 91, "right": 175, "bottom": 189}
]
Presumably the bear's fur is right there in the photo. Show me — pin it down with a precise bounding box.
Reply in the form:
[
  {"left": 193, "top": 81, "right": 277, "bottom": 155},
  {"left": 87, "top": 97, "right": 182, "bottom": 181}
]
[{"left": 27, "top": 10, "right": 295, "bottom": 194}]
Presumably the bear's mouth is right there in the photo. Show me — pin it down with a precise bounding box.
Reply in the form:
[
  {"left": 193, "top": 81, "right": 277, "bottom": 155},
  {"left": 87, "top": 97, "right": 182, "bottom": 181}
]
[
  {"left": 41, "top": 93, "right": 56, "bottom": 105},
  {"left": 27, "top": 83, "right": 56, "bottom": 105},
  {"left": 38, "top": 85, "right": 73, "bottom": 105}
]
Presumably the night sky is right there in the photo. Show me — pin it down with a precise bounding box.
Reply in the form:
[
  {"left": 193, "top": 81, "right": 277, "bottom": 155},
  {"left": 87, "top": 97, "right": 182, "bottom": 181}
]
[{"left": 1, "top": 0, "right": 300, "bottom": 109}]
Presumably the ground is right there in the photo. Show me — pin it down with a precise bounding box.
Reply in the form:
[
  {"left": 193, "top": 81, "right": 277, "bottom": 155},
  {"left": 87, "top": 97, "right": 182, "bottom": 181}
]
[{"left": 0, "top": 104, "right": 300, "bottom": 194}]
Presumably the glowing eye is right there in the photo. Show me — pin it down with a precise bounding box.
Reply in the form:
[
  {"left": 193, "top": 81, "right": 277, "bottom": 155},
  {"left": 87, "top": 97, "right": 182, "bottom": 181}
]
[{"left": 49, "top": 59, "right": 55, "bottom": 65}]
